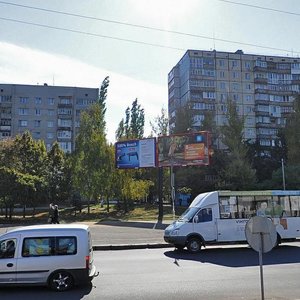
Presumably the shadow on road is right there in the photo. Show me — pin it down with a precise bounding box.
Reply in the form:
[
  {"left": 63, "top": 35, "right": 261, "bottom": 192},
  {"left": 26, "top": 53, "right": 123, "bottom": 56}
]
[
  {"left": 0, "top": 283, "right": 93, "bottom": 300},
  {"left": 164, "top": 245, "right": 300, "bottom": 267},
  {"left": 94, "top": 220, "right": 169, "bottom": 230}
]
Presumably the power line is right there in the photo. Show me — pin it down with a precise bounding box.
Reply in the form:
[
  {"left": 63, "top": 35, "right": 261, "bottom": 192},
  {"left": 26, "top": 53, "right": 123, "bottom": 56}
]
[
  {"left": 217, "top": 0, "right": 300, "bottom": 17},
  {"left": 0, "top": 1, "right": 299, "bottom": 54},
  {"left": 0, "top": 17, "right": 185, "bottom": 51}
]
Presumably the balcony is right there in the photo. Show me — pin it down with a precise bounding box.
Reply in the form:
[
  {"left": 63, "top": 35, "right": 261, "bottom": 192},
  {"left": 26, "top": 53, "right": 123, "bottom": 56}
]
[
  {"left": 0, "top": 125, "right": 11, "bottom": 131},
  {"left": 254, "top": 77, "right": 268, "bottom": 84},
  {"left": 58, "top": 103, "right": 72, "bottom": 108}
]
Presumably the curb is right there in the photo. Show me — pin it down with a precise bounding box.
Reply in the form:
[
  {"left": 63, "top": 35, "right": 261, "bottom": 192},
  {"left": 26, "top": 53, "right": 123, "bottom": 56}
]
[{"left": 93, "top": 243, "right": 174, "bottom": 251}]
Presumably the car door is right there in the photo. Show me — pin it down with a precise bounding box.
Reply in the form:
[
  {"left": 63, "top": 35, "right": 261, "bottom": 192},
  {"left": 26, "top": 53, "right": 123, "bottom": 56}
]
[
  {"left": 0, "top": 238, "right": 18, "bottom": 283},
  {"left": 193, "top": 207, "right": 217, "bottom": 242}
]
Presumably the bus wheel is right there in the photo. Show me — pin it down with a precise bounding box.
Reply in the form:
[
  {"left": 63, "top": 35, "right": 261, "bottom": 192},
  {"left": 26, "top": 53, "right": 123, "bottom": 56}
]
[
  {"left": 48, "top": 270, "right": 74, "bottom": 292},
  {"left": 187, "top": 237, "right": 202, "bottom": 253}
]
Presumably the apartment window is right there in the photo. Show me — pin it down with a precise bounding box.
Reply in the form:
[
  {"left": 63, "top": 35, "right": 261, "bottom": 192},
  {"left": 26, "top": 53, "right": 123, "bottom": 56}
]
[
  {"left": 35, "top": 97, "right": 42, "bottom": 104},
  {"left": 34, "top": 120, "right": 41, "bottom": 127},
  {"left": 33, "top": 132, "right": 41, "bottom": 139},
  {"left": 60, "top": 98, "right": 71, "bottom": 105},
  {"left": 219, "top": 71, "right": 225, "bottom": 78},
  {"left": 232, "top": 83, "right": 239, "bottom": 91},
  {"left": 219, "top": 60, "right": 225, "bottom": 67},
  {"left": 58, "top": 119, "right": 72, "bottom": 127},
  {"left": 58, "top": 142, "right": 72, "bottom": 153},
  {"left": 245, "top": 73, "right": 251, "bottom": 80},
  {"left": 48, "top": 98, "right": 55, "bottom": 105},
  {"left": 19, "top": 97, "right": 28, "bottom": 104},
  {"left": 48, "top": 109, "right": 55, "bottom": 116},
  {"left": 76, "top": 110, "right": 81, "bottom": 116},
  {"left": 232, "top": 72, "right": 239, "bottom": 79},
  {"left": 19, "top": 120, "right": 28, "bottom": 127},
  {"left": 220, "top": 82, "right": 226, "bottom": 90},
  {"left": 35, "top": 108, "right": 41, "bottom": 116},
  {"left": 57, "top": 130, "right": 72, "bottom": 139},
  {"left": 233, "top": 94, "right": 239, "bottom": 101},
  {"left": 231, "top": 60, "right": 238, "bottom": 68},
  {"left": 47, "top": 132, "right": 54, "bottom": 139},
  {"left": 246, "top": 95, "right": 252, "bottom": 102},
  {"left": 18, "top": 108, "right": 28, "bottom": 115},
  {"left": 244, "top": 61, "right": 251, "bottom": 69},
  {"left": 220, "top": 93, "right": 226, "bottom": 102},
  {"left": 58, "top": 108, "right": 72, "bottom": 115},
  {"left": 47, "top": 121, "right": 54, "bottom": 128},
  {"left": 245, "top": 84, "right": 251, "bottom": 90},
  {"left": 203, "top": 91, "right": 215, "bottom": 99}
]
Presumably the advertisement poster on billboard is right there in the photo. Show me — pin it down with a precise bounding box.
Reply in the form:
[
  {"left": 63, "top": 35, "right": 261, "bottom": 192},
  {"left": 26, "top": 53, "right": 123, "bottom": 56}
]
[
  {"left": 115, "top": 138, "right": 156, "bottom": 169},
  {"left": 157, "top": 132, "right": 210, "bottom": 167}
]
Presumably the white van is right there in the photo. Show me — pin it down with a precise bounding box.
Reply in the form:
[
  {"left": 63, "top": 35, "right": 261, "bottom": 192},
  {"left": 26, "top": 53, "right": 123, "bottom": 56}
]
[
  {"left": 0, "top": 224, "right": 98, "bottom": 291},
  {"left": 164, "top": 190, "right": 300, "bottom": 253}
]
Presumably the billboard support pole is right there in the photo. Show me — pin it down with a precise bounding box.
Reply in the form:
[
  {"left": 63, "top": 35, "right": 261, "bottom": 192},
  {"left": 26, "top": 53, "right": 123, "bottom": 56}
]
[{"left": 171, "top": 165, "right": 175, "bottom": 221}]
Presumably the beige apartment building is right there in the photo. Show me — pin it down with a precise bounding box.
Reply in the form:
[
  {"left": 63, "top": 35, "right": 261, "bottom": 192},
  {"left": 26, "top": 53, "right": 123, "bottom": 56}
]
[
  {"left": 0, "top": 84, "right": 98, "bottom": 152},
  {"left": 168, "top": 49, "right": 300, "bottom": 150}
]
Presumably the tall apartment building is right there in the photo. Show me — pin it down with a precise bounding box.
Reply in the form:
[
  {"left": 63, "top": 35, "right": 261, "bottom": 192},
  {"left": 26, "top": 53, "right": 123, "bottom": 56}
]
[
  {"left": 0, "top": 84, "right": 98, "bottom": 152},
  {"left": 168, "top": 49, "right": 300, "bottom": 149}
]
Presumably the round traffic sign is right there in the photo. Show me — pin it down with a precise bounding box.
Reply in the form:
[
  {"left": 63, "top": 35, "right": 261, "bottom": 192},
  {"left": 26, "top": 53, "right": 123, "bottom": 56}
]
[{"left": 245, "top": 216, "right": 277, "bottom": 253}]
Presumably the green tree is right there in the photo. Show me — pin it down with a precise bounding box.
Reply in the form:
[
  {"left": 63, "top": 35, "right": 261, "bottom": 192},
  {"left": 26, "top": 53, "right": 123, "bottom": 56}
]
[
  {"left": 219, "top": 99, "right": 256, "bottom": 190},
  {"left": 284, "top": 95, "right": 300, "bottom": 165},
  {"left": 47, "top": 142, "right": 70, "bottom": 205},
  {"left": 116, "top": 99, "right": 145, "bottom": 140},
  {"left": 73, "top": 104, "right": 109, "bottom": 214},
  {"left": 150, "top": 107, "right": 169, "bottom": 137},
  {"left": 172, "top": 103, "right": 195, "bottom": 134}
]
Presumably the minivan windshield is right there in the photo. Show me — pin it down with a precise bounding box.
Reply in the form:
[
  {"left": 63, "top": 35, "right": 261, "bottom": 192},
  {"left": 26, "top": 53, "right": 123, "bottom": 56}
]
[{"left": 178, "top": 207, "right": 199, "bottom": 222}]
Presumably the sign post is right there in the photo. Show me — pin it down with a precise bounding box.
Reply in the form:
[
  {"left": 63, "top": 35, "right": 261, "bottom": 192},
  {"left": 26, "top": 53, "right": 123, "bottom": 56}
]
[{"left": 245, "top": 216, "right": 277, "bottom": 300}]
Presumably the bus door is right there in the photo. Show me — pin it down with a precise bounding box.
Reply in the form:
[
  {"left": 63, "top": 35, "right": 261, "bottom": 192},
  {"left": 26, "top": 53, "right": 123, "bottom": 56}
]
[{"left": 193, "top": 207, "right": 217, "bottom": 242}]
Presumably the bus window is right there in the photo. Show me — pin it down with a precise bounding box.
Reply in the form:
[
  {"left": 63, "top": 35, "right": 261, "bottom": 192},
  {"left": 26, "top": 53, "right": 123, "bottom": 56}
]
[
  {"left": 195, "top": 208, "right": 212, "bottom": 223},
  {"left": 291, "top": 196, "right": 300, "bottom": 217},
  {"left": 237, "top": 196, "right": 255, "bottom": 219},
  {"left": 219, "top": 196, "right": 238, "bottom": 219}
]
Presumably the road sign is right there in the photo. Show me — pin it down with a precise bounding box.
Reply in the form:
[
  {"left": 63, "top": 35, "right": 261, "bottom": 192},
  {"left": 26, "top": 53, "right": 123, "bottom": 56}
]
[{"left": 245, "top": 216, "right": 277, "bottom": 253}]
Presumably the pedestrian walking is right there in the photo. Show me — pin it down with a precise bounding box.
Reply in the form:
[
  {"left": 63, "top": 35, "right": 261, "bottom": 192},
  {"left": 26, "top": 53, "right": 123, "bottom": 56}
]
[
  {"left": 52, "top": 205, "right": 60, "bottom": 224},
  {"left": 48, "top": 203, "right": 54, "bottom": 224}
]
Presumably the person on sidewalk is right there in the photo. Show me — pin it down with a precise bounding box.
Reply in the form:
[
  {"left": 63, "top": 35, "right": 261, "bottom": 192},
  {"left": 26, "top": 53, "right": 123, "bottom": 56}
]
[
  {"left": 52, "top": 205, "right": 60, "bottom": 224},
  {"left": 48, "top": 203, "right": 54, "bottom": 224}
]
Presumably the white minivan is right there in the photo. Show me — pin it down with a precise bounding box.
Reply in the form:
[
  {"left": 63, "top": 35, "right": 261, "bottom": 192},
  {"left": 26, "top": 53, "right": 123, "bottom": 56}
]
[
  {"left": 164, "top": 190, "right": 300, "bottom": 253},
  {"left": 0, "top": 224, "right": 98, "bottom": 291}
]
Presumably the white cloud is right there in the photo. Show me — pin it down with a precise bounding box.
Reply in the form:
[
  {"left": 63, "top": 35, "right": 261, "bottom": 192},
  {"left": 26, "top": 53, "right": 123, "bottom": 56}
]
[{"left": 0, "top": 42, "right": 167, "bottom": 143}]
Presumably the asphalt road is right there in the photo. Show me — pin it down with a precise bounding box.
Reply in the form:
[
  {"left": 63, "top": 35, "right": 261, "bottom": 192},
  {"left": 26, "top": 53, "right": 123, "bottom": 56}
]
[{"left": 1, "top": 242, "right": 300, "bottom": 300}]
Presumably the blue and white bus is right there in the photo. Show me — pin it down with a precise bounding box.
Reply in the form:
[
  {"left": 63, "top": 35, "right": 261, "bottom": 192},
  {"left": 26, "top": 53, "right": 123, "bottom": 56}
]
[{"left": 164, "top": 190, "right": 300, "bottom": 253}]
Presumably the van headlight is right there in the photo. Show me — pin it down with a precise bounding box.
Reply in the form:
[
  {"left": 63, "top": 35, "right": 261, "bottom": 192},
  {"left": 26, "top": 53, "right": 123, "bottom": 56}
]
[{"left": 170, "top": 229, "right": 179, "bottom": 236}]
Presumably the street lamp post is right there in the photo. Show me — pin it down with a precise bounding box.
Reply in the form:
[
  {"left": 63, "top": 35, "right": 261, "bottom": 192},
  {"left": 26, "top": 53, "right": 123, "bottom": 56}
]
[{"left": 281, "top": 158, "right": 286, "bottom": 190}]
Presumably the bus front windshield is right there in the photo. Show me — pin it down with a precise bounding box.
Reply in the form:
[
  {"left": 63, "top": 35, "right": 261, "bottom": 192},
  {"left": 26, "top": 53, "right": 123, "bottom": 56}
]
[{"left": 178, "top": 207, "right": 199, "bottom": 222}]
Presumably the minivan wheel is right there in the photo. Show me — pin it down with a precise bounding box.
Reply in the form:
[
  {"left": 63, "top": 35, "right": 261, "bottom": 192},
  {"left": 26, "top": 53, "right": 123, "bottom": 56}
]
[
  {"left": 48, "top": 270, "right": 74, "bottom": 292},
  {"left": 187, "top": 237, "right": 202, "bottom": 253}
]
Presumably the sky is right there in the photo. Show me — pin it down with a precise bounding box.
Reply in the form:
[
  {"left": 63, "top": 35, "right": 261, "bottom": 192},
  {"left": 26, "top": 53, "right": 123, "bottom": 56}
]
[{"left": 1, "top": 0, "right": 300, "bottom": 143}]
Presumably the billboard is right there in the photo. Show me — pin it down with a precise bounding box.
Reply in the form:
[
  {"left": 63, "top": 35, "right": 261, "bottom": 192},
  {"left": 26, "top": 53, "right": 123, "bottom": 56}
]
[
  {"left": 115, "top": 138, "right": 156, "bottom": 169},
  {"left": 157, "top": 132, "right": 210, "bottom": 167}
]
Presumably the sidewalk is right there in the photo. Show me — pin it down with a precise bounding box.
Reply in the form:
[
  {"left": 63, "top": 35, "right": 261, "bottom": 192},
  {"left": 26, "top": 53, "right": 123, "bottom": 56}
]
[
  {"left": 87, "top": 220, "right": 173, "bottom": 250},
  {"left": 0, "top": 220, "right": 174, "bottom": 251}
]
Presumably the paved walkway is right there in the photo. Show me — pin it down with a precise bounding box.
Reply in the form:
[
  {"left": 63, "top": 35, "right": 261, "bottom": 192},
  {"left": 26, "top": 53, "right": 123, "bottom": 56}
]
[{"left": 0, "top": 220, "right": 174, "bottom": 250}]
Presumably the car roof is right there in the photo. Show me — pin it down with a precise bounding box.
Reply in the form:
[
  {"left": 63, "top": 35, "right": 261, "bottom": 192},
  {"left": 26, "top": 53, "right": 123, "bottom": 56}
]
[{"left": 1, "top": 224, "right": 90, "bottom": 236}]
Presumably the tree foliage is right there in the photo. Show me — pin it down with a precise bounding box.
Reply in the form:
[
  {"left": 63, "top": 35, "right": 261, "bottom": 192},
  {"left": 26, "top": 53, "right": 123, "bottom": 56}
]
[
  {"left": 150, "top": 107, "right": 169, "bottom": 137},
  {"left": 219, "top": 99, "right": 256, "bottom": 189},
  {"left": 116, "top": 99, "right": 145, "bottom": 140}
]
